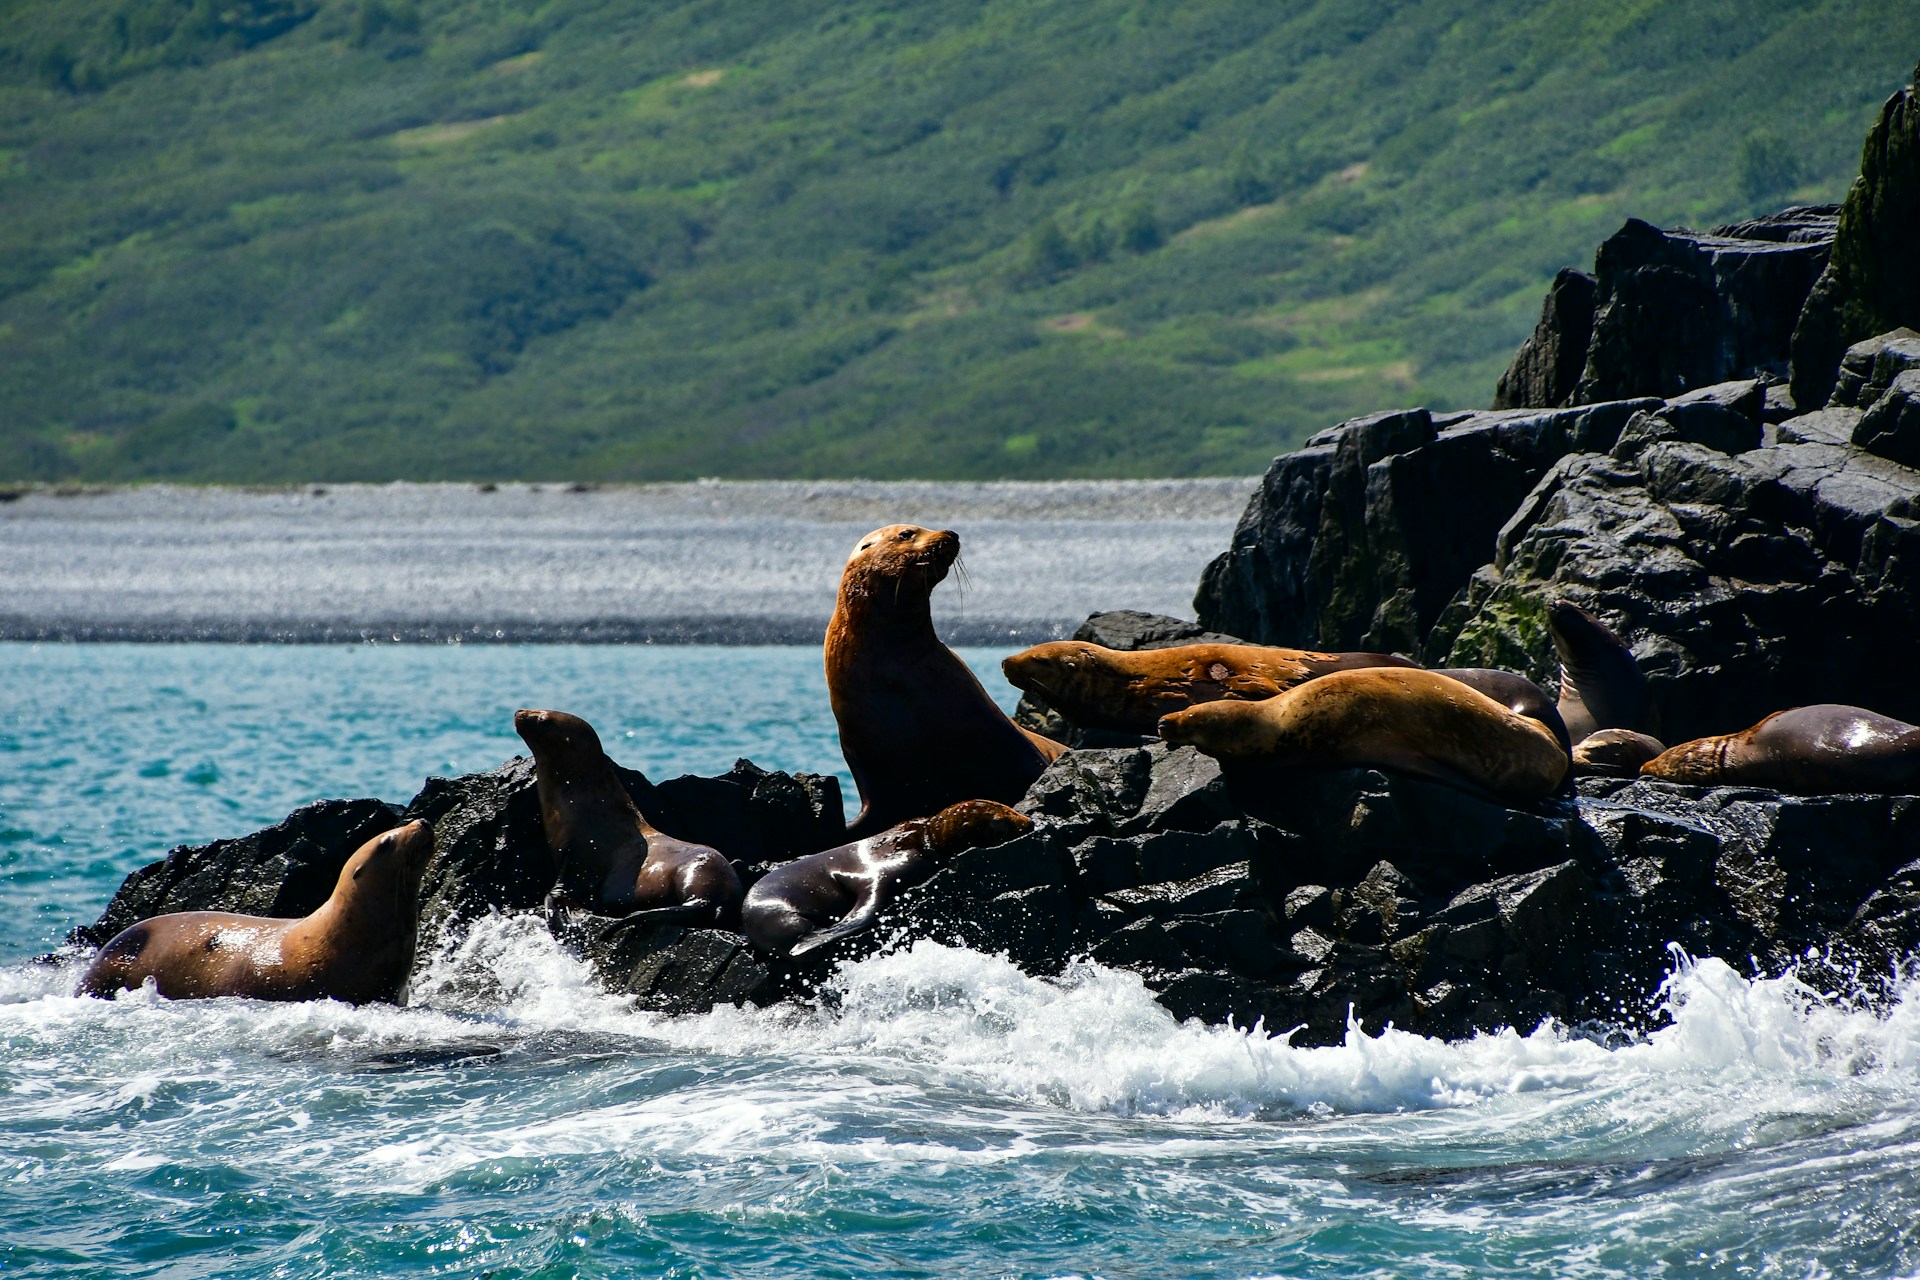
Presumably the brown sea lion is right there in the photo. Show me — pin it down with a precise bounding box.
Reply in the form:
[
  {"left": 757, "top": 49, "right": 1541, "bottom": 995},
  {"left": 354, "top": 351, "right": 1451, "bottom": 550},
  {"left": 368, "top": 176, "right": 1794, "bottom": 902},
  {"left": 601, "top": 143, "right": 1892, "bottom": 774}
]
[
  {"left": 76, "top": 820, "right": 434, "bottom": 1003},
  {"left": 514, "top": 708, "right": 743, "bottom": 926},
  {"left": 1572, "top": 729, "right": 1667, "bottom": 778},
  {"left": 1639, "top": 705, "right": 1920, "bottom": 794},
  {"left": 1547, "top": 600, "right": 1653, "bottom": 743},
  {"left": 826, "top": 524, "right": 1064, "bottom": 838},
  {"left": 741, "top": 800, "right": 1032, "bottom": 958},
  {"left": 1001, "top": 639, "right": 1417, "bottom": 735},
  {"left": 1157, "top": 667, "right": 1569, "bottom": 802}
]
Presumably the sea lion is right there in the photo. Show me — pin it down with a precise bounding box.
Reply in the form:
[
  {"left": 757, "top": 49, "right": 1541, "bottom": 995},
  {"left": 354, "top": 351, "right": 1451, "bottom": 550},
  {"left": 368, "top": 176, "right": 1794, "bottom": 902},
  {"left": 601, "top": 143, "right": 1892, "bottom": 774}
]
[
  {"left": 1572, "top": 729, "right": 1667, "bottom": 778},
  {"left": 999, "top": 642, "right": 1570, "bottom": 750},
  {"left": 1430, "top": 667, "right": 1571, "bottom": 753},
  {"left": 1548, "top": 600, "right": 1653, "bottom": 742},
  {"left": 741, "top": 800, "right": 1032, "bottom": 959},
  {"left": 826, "top": 524, "right": 1064, "bottom": 838},
  {"left": 76, "top": 820, "right": 434, "bottom": 1003},
  {"left": 514, "top": 708, "right": 743, "bottom": 926},
  {"left": 1639, "top": 705, "right": 1920, "bottom": 794},
  {"left": 1001, "top": 639, "right": 1416, "bottom": 735},
  {"left": 1157, "top": 667, "right": 1570, "bottom": 802}
]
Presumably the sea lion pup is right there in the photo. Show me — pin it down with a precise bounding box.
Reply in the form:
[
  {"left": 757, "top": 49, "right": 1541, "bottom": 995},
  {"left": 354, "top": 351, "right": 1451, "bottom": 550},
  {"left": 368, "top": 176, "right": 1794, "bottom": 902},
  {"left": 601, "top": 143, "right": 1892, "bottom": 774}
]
[
  {"left": 1157, "top": 667, "right": 1570, "bottom": 803},
  {"left": 76, "top": 820, "right": 434, "bottom": 1003},
  {"left": 741, "top": 800, "right": 1032, "bottom": 959},
  {"left": 1572, "top": 728, "right": 1667, "bottom": 778},
  {"left": 826, "top": 524, "right": 1064, "bottom": 838},
  {"left": 1001, "top": 639, "right": 1416, "bottom": 735},
  {"left": 514, "top": 708, "right": 743, "bottom": 926},
  {"left": 1640, "top": 705, "right": 1920, "bottom": 794},
  {"left": 1548, "top": 600, "right": 1652, "bottom": 743}
]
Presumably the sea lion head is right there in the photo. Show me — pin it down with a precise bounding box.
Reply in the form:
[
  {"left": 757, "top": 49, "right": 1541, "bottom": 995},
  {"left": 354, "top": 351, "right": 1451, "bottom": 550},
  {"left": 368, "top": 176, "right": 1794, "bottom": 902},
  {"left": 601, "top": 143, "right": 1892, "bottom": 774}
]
[
  {"left": 1155, "top": 698, "right": 1275, "bottom": 759},
  {"left": 922, "top": 799, "right": 1032, "bottom": 857},
  {"left": 841, "top": 524, "right": 960, "bottom": 602},
  {"left": 514, "top": 707, "right": 606, "bottom": 760},
  {"left": 342, "top": 819, "right": 436, "bottom": 912},
  {"left": 1002, "top": 641, "right": 1124, "bottom": 704},
  {"left": 1572, "top": 728, "right": 1666, "bottom": 777}
]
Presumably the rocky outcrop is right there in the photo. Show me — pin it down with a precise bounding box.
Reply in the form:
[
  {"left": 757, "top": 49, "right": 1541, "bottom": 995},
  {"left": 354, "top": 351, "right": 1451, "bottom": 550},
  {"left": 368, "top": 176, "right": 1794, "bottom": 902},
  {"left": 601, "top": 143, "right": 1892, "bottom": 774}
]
[
  {"left": 1194, "top": 400, "right": 1651, "bottom": 652},
  {"left": 1791, "top": 64, "right": 1920, "bottom": 410},
  {"left": 70, "top": 755, "right": 847, "bottom": 960},
  {"left": 1491, "top": 210, "right": 1836, "bottom": 413},
  {"left": 1191, "top": 365, "right": 1920, "bottom": 747},
  {"left": 1432, "top": 382, "right": 1920, "bottom": 741},
  {"left": 1493, "top": 268, "right": 1598, "bottom": 411}
]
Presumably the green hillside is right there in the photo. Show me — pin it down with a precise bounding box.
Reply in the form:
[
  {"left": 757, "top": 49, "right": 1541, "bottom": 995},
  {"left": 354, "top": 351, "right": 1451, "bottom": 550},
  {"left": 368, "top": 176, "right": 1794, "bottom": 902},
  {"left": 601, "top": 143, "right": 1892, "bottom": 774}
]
[{"left": 2, "top": 0, "right": 1916, "bottom": 482}]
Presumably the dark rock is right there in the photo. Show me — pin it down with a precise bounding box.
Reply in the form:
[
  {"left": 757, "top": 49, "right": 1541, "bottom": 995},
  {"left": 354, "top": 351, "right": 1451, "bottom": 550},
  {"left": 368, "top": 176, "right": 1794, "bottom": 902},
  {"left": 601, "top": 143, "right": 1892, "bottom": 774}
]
[
  {"left": 1433, "top": 418, "right": 1920, "bottom": 741},
  {"left": 1195, "top": 400, "right": 1653, "bottom": 649},
  {"left": 1826, "top": 328, "right": 1920, "bottom": 410},
  {"left": 560, "top": 914, "right": 779, "bottom": 1012},
  {"left": 403, "top": 758, "right": 552, "bottom": 944},
  {"left": 1570, "top": 215, "right": 1832, "bottom": 406},
  {"left": 1790, "top": 67, "right": 1920, "bottom": 410},
  {"left": 67, "top": 798, "right": 402, "bottom": 950},
  {"left": 1853, "top": 369, "right": 1920, "bottom": 469},
  {"left": 1493, "top": 268, "right": 1598, "bottom": 410}
]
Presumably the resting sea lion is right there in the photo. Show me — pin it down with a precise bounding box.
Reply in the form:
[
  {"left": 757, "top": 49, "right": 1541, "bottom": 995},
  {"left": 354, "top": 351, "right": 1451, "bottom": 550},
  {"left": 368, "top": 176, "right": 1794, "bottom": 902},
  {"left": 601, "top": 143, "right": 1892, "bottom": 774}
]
[
  {"left": 826, "top": 524, "right": 1064, "bottom": 838},
  {"left": 1001, "top": 639, "right": 1416, "bottom": 735},
  {"left": 76, "top": 820, "right": 434, "bottom": 1003},
  {"left": 1572, "top": 729, "right": 1667, "bottom": 778},
  {"left": 515, "top": 708, "right": 743, "bottom": 925},
  {"left": 1548, "top": 600, "right": 1652, "bottom": 743},
  {"left": 1639, "top": 705, "right": 1920, "bottom": 794},
  {"left": 741, "top": 800, "right": 1032, "bottom": 958},
  {"left": 1000, "top": 643, "right": 1568, "bottom": 750},
  {"left": 1157, "top": 667, "right": 1569, "bottom": 802}
]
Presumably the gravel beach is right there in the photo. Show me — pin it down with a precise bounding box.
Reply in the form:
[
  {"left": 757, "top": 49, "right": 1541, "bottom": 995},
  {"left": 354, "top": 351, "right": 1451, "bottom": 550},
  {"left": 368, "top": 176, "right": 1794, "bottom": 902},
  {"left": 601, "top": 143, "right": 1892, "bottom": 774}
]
[{"left": 0, "top": 480, "right": 1255, "bottom": 643}]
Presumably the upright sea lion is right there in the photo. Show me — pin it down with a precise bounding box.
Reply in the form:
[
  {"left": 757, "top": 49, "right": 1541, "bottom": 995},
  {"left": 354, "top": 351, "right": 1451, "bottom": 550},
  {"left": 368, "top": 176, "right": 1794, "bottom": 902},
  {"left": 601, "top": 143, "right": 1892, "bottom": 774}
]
[
  {"left": 1548, "top": 600, "right": 1652, "bottom": 743},
  {"left": 826, "top": 524, "right": 1063, "bottom": 838},
  {"left": 1001, "top": 639, "right": 1416, "bottom": 735},
  {"left": 1572, "top": 728, "right": 1667, "bottom": 778},
  {"left": 1639, "top": 705, "right": 1920, "bottom": 794},
  {"left": 76, "top": 820, "right": 434, "bottom": 1003},
  {"left": 515, "top": 708, "right": 743, "bottom": 925},
  {"left": 741, "top": 800, "right": 1032, "bottom": 958},
  {"left": 1157, "top": 667, "right": 1570, "bottom": 803}
]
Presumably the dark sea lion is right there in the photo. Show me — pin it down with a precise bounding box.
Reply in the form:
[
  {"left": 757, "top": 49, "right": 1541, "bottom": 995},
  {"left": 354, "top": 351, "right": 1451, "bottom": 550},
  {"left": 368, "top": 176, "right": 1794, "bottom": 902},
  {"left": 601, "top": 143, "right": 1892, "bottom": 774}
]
[
  {"left": 514, "top": 708, "right": 743, "bottom": 925},
  {"left": 1571, "top": 729, "right": 1667, "bottom": 778},
  {"left": 1001, "top": 639, "right": 1417, "bottom": 735},
  {"left": 1157, "top": 667, "right": 1569, "bottom": 802},
  {"left": 1430, "top": 667, "right": 1571, "bottom": 753},
  {"left": 826, "top": 524, "right": 1064, "bottom": 838},
  {"left": 1547, "top": 600, "right": 1652, "bottom": 742},
  {"left": 741, "top": 800, "right": 1032, "bottom": 958},
  {"left": 76, "top": 820, "right": 434, "bottom": 1003},
  {"left": 1639, "top": 705, "right": 1920, "bottom": 794}
]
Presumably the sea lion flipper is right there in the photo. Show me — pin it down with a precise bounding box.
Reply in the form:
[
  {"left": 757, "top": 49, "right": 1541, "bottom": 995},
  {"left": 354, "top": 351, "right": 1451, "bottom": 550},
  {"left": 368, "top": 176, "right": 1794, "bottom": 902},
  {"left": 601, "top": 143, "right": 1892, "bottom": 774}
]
[{"left": 788, "top": 911, "right": 877, "bottom": 958}]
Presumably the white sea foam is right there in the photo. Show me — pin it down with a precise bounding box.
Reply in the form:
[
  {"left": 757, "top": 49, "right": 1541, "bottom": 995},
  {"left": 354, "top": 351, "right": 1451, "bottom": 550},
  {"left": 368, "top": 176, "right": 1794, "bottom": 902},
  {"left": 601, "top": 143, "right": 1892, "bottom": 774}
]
[{"left": 15, "top": 921, "right": 1920, "bottom": 1143}]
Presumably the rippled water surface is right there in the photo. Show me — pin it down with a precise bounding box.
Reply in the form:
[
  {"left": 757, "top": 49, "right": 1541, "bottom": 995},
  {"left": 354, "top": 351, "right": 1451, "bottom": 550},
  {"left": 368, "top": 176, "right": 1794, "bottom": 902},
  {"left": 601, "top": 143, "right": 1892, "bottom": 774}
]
[{"left": 4, "top": 644, "right": 1920, "bottom": 1279}]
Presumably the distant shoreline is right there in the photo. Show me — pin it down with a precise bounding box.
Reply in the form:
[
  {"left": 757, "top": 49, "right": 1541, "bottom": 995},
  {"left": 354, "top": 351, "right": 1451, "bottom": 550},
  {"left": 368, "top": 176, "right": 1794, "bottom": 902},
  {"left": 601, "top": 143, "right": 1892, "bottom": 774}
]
[{"left": 0, "top": 479, "right": 1254, "bottom": 644}]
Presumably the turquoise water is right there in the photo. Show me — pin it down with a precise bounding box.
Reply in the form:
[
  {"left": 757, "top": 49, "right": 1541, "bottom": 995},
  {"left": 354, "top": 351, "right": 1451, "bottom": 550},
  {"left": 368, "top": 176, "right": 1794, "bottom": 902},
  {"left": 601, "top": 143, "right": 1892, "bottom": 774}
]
[{"left": 4, "top": 644, "right": 1920, "bottom": 1279}]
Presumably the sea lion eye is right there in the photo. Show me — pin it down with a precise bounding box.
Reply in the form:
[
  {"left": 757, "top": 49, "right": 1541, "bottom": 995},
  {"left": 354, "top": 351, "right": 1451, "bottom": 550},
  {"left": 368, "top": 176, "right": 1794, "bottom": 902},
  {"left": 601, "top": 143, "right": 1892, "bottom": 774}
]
[
  {"left": 897, "top": 530, "right": 913, "bottom": 541},
  {"left": 859, "top": 542, "right": 872, "bottom": 551}
]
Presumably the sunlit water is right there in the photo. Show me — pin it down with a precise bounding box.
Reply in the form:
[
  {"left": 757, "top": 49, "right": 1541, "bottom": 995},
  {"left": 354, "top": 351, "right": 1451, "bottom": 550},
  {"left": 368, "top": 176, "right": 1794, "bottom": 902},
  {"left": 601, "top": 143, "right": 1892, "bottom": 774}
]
[{"left": 4, "top": 644, "right": 1919, "bottom": 1278}]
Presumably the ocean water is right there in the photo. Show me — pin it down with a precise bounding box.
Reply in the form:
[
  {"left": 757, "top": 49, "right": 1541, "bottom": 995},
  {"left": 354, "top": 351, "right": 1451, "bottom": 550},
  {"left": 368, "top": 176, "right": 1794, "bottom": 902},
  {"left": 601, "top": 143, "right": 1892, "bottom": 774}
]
[{"left": 5, "top": 643, "right": 1920, "bottom": 1279}]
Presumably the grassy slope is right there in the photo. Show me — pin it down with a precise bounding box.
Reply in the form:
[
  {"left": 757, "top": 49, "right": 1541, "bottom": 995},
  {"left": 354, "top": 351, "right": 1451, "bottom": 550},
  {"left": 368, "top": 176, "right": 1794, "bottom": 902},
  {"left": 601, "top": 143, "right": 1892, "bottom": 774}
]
[{"left": 1, "top": 0, "right": 1915, "bottom": 482}]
